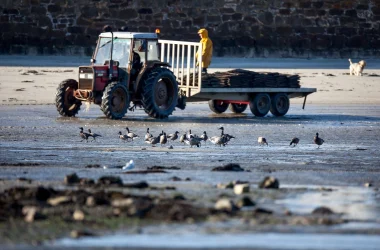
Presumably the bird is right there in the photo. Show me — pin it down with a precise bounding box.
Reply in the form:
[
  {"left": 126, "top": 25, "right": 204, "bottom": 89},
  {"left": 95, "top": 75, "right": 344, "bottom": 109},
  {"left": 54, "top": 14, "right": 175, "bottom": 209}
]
[
  {"left": 314, "top": 133, "right": 324, "bottom": 149},
  {"left": 146, "top": 135, "right": 160, "bottom": 146},
  {"left": 185, "top": 135, "right": 202, "bottom": 148},
  {"left": 88, "top": 129, "right": 102, "bottom": 142},
  {"left": 208, "top": 135, "right": 224, "bottom": 146},
  {"left": 79, "top": 127, "right": 90, "bottom": 142},
  {"left": 258, "top": 137, "right": 268, "bottom": 146},
  {"left": 160, "top": 132, "right": 167, "bottom": 146},
  {"left": 179, "top": 133, "right": 187, "bottom": 144},
  {"left": 145, "top": 128, "right": 153, "bottom": 141},
  {"left": 122, "top": 160, "right": 135, "bottom": 170},
  {"left": 125, "top": 127, "right": 139, "bottom": 140},
  {"left": 118, "top": 131, "right": 132, "bottom": 142},
  {"left": 290, "top": 137, "right": 300, "bottom": 147},
  {"left": 200, "top": 131, "right": 208, "bottom": 144},
  {"left": 167, "top": 131, "right": 179, "bottom": 142}
]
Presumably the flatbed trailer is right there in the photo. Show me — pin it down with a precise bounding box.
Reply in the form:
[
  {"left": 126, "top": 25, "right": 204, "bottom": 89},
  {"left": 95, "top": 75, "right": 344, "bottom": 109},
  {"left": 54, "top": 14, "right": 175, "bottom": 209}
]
[{"left": 159, "top": 40, "right": 316, "bottom": 117}]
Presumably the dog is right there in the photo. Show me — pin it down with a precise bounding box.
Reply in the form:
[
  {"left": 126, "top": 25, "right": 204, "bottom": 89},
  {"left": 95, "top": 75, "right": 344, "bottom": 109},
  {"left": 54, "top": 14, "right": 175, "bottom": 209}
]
[{"left": 349, "top": 58, "right": 366, "bottom": 76}]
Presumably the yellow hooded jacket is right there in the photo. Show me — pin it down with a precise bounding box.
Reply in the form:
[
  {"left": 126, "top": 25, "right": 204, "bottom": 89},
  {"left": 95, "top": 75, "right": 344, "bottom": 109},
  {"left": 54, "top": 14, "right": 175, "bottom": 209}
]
[{"left": 196, "top": 29, "right": 213, "bottom": 68}]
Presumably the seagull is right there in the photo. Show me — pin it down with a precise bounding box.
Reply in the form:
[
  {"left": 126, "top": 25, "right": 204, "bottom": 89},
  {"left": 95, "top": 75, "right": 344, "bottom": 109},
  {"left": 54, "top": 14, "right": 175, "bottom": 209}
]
[
  {"left": 79, "top": 127, "right": 90, "bottom": 142},
  {"left": 88, "top": 129, "right": 102, "bottom": 142},
  {"left": 290, "top": 137, "right": 300, "bottom": 147},
  {"left": 122, "top": 160, "right": 135, "bottom": 170},
  {"left": 125, "top": 127, "right": 139, "bottom": 140},
  {"left": 258, "top": 137, "right": 268, "bottom": 146},
  {"left": 314, "top": 133, "right": 324, "bottom": 149},
  {"left": 118, "top": 131, "right": 132, "bottom": 142}
]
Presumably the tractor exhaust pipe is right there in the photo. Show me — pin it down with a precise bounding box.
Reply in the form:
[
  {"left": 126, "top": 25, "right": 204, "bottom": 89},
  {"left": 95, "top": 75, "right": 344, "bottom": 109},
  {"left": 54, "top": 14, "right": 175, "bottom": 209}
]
[{"left": 103, "top": 25, "right": 114, "bottom": 78}]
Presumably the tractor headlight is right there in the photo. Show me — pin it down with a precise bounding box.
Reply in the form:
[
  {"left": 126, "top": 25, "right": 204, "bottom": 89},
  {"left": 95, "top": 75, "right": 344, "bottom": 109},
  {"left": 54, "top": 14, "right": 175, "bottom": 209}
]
[{"left": 79, "top": 73, "right": 94, "bottom": 79}]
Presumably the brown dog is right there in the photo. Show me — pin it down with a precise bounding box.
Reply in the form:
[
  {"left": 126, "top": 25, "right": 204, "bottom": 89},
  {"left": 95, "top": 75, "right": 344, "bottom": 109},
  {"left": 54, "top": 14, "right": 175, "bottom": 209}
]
[{"left": 349, "top": 58, "right": 366, "bottom": 76}]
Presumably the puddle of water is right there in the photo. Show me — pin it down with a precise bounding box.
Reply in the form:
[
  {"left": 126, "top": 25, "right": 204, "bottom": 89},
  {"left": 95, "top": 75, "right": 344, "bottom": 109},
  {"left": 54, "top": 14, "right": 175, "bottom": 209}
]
[
  {"left": 277, "top": 185, "right": 379, "bottom": 220},
  {"left": 54, "top": 233, "right": 380, "bottom": 250}
]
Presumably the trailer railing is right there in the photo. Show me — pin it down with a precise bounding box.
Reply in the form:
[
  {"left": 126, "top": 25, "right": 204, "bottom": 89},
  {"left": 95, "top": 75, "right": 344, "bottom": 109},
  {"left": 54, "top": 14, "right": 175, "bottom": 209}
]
[{"left": 158, "top": 39, "right": 202, "bottom": 97}]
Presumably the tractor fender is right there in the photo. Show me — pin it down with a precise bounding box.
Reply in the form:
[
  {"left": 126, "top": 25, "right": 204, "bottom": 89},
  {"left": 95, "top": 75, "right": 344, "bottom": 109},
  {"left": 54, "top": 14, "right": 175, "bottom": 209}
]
[{"left": 134, "top": 61, "right": 172, "bottom": 95}]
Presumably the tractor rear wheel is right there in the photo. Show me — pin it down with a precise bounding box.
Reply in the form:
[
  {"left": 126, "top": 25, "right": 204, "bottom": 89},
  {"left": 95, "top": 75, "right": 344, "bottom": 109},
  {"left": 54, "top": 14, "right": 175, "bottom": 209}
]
[
  {"left": 249, "top": 93, "right": 271, "bottom": 117},
  {"left": 101, "top": 82, "right": 129, "bottom": 119},
  {"left": 141, "top": 68, "right": 178, "bottom": 119},
  {"left": 208, "top": 100, "right": 229, "bottom": 114},
  {"left": 55, "top": 79, "right": 82, "bottom": 117},
  {"left": 229, "top": 103, "right": 247, "bottom": 113},
  {"left": 270, "top": 93, "right": 290, "bottom": 116}
]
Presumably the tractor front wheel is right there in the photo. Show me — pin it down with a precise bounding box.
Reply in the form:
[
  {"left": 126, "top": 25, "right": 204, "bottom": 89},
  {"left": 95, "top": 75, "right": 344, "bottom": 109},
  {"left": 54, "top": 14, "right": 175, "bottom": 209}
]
[
  {"left": 101, "top": 82, "right": 129, "bottom": 119},
  {"left": 141, "top": 68, "right": 178, "bottom": 119},
  {"left": 55, "top": 79, "right": 82, "bottom": 117}
]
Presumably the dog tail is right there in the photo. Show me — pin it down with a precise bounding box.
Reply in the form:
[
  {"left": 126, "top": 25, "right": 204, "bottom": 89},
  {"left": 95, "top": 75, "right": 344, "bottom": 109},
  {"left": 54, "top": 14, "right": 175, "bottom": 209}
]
[{"left": 348, "top": 58, "right": 353, "bottom": 65}]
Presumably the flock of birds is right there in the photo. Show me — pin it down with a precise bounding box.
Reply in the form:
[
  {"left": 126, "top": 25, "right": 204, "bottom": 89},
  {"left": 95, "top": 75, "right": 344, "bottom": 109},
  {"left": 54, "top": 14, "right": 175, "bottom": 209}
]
[{"left": 79, "top": 127, "right": 325, "bottom": 148}]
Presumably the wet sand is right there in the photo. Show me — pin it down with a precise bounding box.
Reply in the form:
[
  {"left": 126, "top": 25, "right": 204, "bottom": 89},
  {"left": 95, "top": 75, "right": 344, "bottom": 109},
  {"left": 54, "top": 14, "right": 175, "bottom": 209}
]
[{"left": 0, "top": 57, "right": 380, "bottom": 249}]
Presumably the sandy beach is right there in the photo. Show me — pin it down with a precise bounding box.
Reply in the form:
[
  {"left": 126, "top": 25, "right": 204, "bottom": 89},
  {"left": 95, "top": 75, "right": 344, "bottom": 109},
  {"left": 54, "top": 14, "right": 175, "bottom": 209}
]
[{"left": 0, "top": 56, "right": 379, "bottom": 106}]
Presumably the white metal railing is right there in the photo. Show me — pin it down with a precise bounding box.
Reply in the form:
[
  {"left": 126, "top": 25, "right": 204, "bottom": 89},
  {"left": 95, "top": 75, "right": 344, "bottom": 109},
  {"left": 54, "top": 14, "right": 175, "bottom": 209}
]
[{"left": 158, "top": 39, "right": 202, "bottom": 97}]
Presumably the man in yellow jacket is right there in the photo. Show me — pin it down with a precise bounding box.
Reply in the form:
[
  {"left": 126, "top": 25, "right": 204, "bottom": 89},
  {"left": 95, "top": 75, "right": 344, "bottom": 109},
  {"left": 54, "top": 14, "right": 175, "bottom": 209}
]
[{"left": 196, "top": 28, "right": 213, "bottom": 74}]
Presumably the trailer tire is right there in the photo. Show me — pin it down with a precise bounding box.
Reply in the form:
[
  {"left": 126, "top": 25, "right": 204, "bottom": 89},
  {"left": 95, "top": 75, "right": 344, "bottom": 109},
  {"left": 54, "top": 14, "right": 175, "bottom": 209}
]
[
  {"left": 55, "top": 79, "right": 82, "bottom": 117},
  {"left": 229, "top": 103, "right": 247, "bottom": 113},
  {"left": 101, "top": 82, "right": 129, "bottom": 119},
  {"left": 270, "top": 93, "right": 290, "bottom": 117},
  {"left": 208, "top": 100, "right": 229, "bottom": 114},
  {"left": 249, "top": 93, "right": 271, "bottom": 117},
  {"left": 141, "top": 68, "right": 178, "bottom": 119}
]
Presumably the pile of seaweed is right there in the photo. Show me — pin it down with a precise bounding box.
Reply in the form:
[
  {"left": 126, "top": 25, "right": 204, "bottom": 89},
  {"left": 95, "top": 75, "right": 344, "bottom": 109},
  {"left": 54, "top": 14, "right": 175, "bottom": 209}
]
[{"left": 187, "top": 69, "right": 301, "bottom": 88}]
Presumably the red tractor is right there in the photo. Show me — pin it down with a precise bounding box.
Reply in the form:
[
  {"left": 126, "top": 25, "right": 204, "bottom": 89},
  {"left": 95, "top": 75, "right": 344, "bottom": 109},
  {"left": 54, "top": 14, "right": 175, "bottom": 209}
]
[{"left": 55, "top": 28, "right": 180, "bottom": 119}]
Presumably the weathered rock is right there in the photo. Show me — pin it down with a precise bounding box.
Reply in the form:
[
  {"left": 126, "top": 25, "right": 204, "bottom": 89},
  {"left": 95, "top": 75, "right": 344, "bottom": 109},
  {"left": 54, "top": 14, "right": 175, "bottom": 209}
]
[
  {"left": 253, "top": 207, "right": 273, "bottom": 215},
  {"left": 47, "top": 196, "right": 72, "bottom": 206},
  {"left": 22, "top": 206, "right": 45, "bottom": 222},
  {"left": 212, "top": 163, "right": 244, "bottom": 172},
  {"left": 258, "top": 176, "right": 279, "bottom": 189},
  {"left": 312, "top": 206, "right": 334, "bottom": 215},
  {"left": 236, "top": 196, "right": 256, "bottom": 208},
  {"left": 234, "top": 184, "right": 250, "bottom": 195},
  {"left": 216, "top": 182, "right": 234, "bottom": 189},
  {"left": 73, "top": 209, "right": 85, "bottom": 221},
  {"left": 97, "top": 176, "right": 123, "bottom": 186},
  {"left": 214, "top": 198, "right": 238, "bottom": 212},
  {"left": 70, "top": 230, "right": 95, "bottom": 239},
  {"left": 64, "top": 173, "right": 80, "bottom": 185},
  {"left": 124, "top": 181, "right": 149, "bottom": 189}
]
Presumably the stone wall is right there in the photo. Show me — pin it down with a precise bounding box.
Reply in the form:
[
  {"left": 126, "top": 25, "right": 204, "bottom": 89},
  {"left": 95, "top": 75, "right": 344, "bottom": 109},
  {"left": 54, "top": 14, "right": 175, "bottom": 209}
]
[{"left": 1, "top": 0, "right": 379, "bottom": 58}]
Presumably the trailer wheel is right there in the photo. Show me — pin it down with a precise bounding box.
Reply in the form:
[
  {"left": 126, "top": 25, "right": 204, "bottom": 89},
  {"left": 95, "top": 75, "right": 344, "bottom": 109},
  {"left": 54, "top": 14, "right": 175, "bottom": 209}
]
[
  {"left": 249, "top": 93, "right": 271, "bottom": 117},
  {"left": 270, "top": 93, "right": 290, "bottom": 116},
  {"left": 101, "top": 82, "right": 129, "bottom": 119},
  {"left": 55, "top": 79, "right": 82, "bottom": 117},
  {"left": 208, "top": 100, "right": 229, "bottom": 114},
  {"left": 141, "top": 68, "right": 178, "bottom": 119},
  {"left": 229, "top": 103, "right": 247, "bottom": 113}
]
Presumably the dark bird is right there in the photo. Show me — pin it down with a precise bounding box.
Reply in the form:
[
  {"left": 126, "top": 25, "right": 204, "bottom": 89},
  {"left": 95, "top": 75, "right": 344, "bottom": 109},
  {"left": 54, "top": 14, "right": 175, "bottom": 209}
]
[
  {"left": 160, "top": 132, "right": 168, "bottom": 146},
  {"left": 125, "top": 127, "right": 139, "bottom": 140},
  {"left": 167, "top": 131, "right": 179, "bottom": 142},
  {"left": 200, "top": 131, "right": 208, "bottom": 144},
  {"left": 79, "top": 127, "right": 90, "bottom": 142},
  {"left": 185, "top": 135, "right": 202, "bottom": 148},
  {"left": 179, "top": 133, "right": 187, "bottom": 144},
  {"left": 118, "top": 131, "right": 132, "bottom": 142},
  {"left": 290, "top": 137, "right": 300, "bottom": 147},
  {"left": 314, "top": 133, "right": 324, "bottom": 149},
  {"left": 258, "top": 137, "right": 268, "bottom": 146},
  {"left": 88, "top": 129, "right": 102, "bottom": 142}
]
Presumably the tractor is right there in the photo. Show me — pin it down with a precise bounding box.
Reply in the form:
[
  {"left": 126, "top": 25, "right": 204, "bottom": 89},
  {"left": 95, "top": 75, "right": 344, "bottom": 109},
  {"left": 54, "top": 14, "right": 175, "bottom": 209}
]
[{"left": 55, "top": 27, "right": 181, "bottom": 119}]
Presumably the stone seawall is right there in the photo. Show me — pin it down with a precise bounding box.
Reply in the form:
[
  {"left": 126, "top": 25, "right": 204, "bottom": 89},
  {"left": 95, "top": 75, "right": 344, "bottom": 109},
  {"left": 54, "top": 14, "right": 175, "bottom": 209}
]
[{"left": 0, "top": 0, "right": 379, "bottom": 58}]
